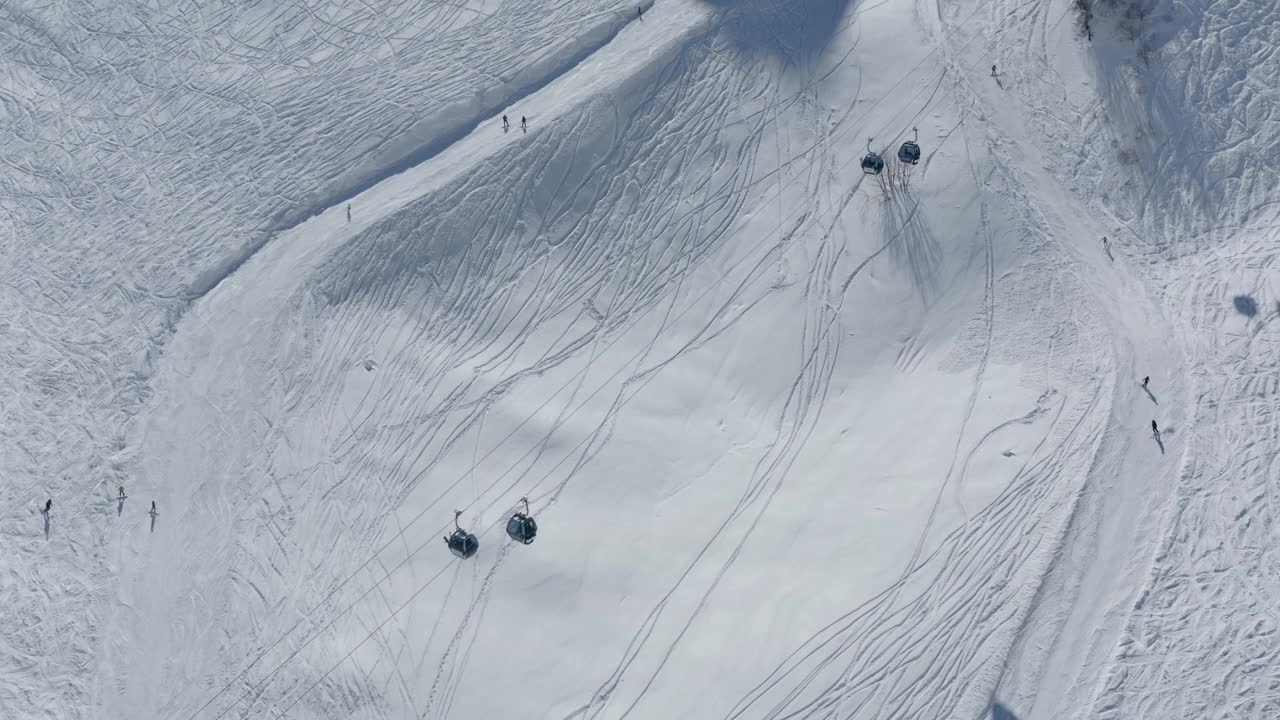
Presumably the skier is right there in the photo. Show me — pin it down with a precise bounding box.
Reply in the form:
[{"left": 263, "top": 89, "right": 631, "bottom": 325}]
[
  {"left": 150, "top": 500, "right": 156, "bottom": 513},
  {"left": 991, "top": 64, "right": 996, "bottom": 77},
  {"left": 1142, "top": 376, "right": 1149, "bottom": 388},
  {"left": 346, "top": 204, "right": 351, "bottom": 223},
  {"left": 638, "top": 6, "right": 643, "bottom": 19},
  {"left": 521, "top": 116, "right": 527, "bottom": 131},
  {"left": 118, "top": 485, "right": 126, "bottom": 499},
  {"left": 502, "top": 114, "right": 509, "bottom": 130},
  {"left": 1151, "top": 419, "right": 1159, "bottom": 434},
  {"left": 44, "top": 498, "right": 52, "bottom": 514}
]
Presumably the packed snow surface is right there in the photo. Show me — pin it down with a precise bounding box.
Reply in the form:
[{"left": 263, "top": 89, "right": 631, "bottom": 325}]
[{"left": 2, "top": 0, "right": 1279, "bottom": 717}]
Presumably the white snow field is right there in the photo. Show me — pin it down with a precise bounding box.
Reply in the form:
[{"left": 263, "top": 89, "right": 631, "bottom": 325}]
[{"left": 3, "top": 0, "right": 1279, "bottom": 716}]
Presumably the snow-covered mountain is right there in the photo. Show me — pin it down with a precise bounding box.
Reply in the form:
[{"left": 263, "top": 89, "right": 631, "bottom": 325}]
[{"left": 3, "top": 0, "right": 1277, "bottom": 717}]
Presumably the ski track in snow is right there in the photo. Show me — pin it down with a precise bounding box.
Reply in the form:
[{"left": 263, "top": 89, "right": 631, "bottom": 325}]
[
  {"left": 1080, "top": 2, "right": 1280, "bottom": 716},
  {"left": 5, "top": 0, "right": 1280, "bottom": 717},
  {"left": 242, "top": 5, "right": 1103, "bottom": 717},
  {"left": 945, "top": 0, "right": 1280, "bottom": 717},
  {"left": 1, "top": 0, "right": 648, "bottom": 716}
]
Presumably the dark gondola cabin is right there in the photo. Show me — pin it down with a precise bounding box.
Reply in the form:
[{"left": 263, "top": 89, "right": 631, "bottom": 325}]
[
  {"left": 861, "top": 137, "right": 885, "bottom": 175},
  {"left": 444, "top": 510, "right": 479, "bottom": 559},
  {"left": 447, "top": 529, "right": 479, "bottom": 558},
  {"left": 861, "top": 152, "right": 885, "bottom": 175},
  {"left": 898, "top": 127, "right": 921, "bottom": 164},
  {"left": 506, "top": 497, "right": 537, "bottom": 545}
]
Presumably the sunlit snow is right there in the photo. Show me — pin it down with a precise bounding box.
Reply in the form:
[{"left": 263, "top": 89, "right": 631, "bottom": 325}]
[{"left": 3, "top": 0, "right": 1279, "bottom": 717}]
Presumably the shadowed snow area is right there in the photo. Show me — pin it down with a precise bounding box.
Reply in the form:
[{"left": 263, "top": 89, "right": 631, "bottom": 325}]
[{"left": 2, "top": 0, "right": 1278, "bottom": 717}]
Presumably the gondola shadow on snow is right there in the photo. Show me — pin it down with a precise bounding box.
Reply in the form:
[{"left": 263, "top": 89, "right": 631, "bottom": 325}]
[
  {"left": 879, "top": 190, "right": 942, "bottom": 303},
  {"left": 697, "top": 0, "right": 855, "bottom": 63},
  {"left": 1233, "top": 294, "right": 1258, "bottom": 318}
]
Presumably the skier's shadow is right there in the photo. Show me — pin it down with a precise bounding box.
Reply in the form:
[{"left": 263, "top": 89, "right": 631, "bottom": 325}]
[
  {"left": 149, "top": 508, "right": 158, "bottom": 533},
  {"left": 117, "top": 496, "right": 126, "bottom": 516},
  {"left": 1141, "top": 384, "right": 1158, "bottom": 405},
  {"left": 1153, "top": 430, "right": 1165, "bottom": 454},
  {"left": 42, "top": 510, "right": 49, "bottom": 540}
]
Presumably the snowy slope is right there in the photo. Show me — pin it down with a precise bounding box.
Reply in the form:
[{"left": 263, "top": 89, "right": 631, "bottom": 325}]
[
  {"left": 4, "top": 0, "right": 1279, "bottom": 717},
  {"left": 0, "top": 0, "right": 642, "bottom": 716}
]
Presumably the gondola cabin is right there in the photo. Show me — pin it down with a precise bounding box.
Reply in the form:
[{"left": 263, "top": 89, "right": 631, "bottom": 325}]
[
  {"left": 861, "top": 152, "right": 885, "bottom": 175},
  {"left": 444, "top": 509, "right": 479, "bottom": 559},
  {"left": 505, "top": 497, "right": 537, "bottom": 545}
]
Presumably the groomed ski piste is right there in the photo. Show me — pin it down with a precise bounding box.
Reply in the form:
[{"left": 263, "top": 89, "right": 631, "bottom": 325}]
[{"left": 3, "top": 0, "right": 1279, "bottom": 716}]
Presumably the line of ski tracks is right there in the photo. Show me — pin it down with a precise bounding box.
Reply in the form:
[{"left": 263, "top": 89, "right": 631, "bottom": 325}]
[
  {"left": 190, "top": 9, "right": 1104, "bottom": 720},
  {"left": 572, "top": 49, "right": 1088, "bottom": 720},
  {"left": 195, "top": 31, "right": 794, "bottom": 720},
  {"left": 568, "top": 60, "right": 853, "bottom": 720},
  {"left": 942, "top": 0, "right": 1279, "bottom": 715},
  {"left": 218, "top": 22, "right": 890, "bottom": 718},
  {"left": 1091, "top": 240, "right": 1280, "bottom": 719},
  {"left": 703, "top": 11, "right": 1119, "bottom": 716},
  {"left": 719, "top": 191, "right": 1092, "bottom": 719},
  {"left": 5, "top": 2, "right": 657, "bottom": 719}
]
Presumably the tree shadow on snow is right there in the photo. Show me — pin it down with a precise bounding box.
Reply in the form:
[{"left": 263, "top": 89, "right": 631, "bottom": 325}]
[
  {"left": 697, "top": 0, "right": 855, "bottom": 63},
  {"left": 1084, "top": 0, "right": 1260, "bottom": 247}
]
